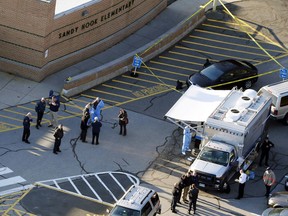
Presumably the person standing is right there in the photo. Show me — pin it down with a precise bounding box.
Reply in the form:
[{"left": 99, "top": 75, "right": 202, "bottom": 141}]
[
  {"left": 182, "top": 126, "right": 192, "bottom": 155},
  {"left": 48, "top": 96, "right": 60, "bottom": 128},
  {"left": 236, "top": 169, "right": 247, "bottom": 199},
  {"left": 188, "top": 184, "right": 199, "bottom": 215},
  {"left": 22, "top": 112, "right": 32, "bottom": 144},
  {"left": 259, "top": 136, "right": 274, "bottom": 167},
  {"left": 171, "top": 182, "right": 180, "bottom": 213},
  {"left": 35, "top": 97, "right": 46, "bottom": 129},
  {"left": 91, "top": 117, "right": 102, "bottom": 145},
  {"left": 182, "top": 171, "right": 192, "bottom": 203},
  {"left": 53, "top": 124, "right": 64, "bottom": 154},
  {"left": 80, "top": 106, "right": 90, "bottom": 143},
  {"left": 118, "top": 109, "right": 128, "bottom": 136},
  {"left": 263, "top": 167, "right": 276, "bottom": 197}
]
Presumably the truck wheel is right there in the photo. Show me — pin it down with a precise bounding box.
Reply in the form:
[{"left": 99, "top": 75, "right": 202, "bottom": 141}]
[
  {"left": 221, "top": 181, "right": 231, "bottom": 194},
  {"left": 283, "top": 114, "right": 288, "bottom": 125}
]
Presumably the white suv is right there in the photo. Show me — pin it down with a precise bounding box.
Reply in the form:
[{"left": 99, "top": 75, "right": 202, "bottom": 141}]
[
  {"left": 259, "top": 80, "right": 288, "bottom": 124},
  {"left": 109, "top": 185, "right": 161, "bottom": 216}
]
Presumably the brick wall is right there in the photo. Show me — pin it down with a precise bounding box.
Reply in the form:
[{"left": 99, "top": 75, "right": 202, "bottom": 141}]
[{"left": 0, "top": 0, "right": 167, "bottom": 81}]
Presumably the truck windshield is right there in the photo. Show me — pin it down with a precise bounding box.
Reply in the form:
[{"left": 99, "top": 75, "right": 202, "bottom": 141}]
[
  {"left": 110, "top": 206, "right": 140, "bottom": 216},
  {"left": 198, "top": 146, "right": 229, "bottom": 166}
]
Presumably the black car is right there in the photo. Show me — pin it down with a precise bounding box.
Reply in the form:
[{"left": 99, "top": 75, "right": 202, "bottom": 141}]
[{"left": 187, "top": 59, "right": 258, "bottom": 89}]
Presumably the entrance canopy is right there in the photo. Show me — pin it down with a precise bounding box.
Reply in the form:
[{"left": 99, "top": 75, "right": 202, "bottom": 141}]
[{"left": 165, "top": 85, "right": 230, "bottom": 127}]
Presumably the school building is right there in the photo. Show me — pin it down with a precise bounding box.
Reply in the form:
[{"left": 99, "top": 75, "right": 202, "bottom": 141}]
[{"left": 0, "top": 0, "right": 167, "bottom": 81}]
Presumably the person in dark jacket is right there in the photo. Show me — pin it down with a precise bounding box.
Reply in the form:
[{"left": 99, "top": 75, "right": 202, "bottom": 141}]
[
  {"left": 171, "top": 182, "right": 180, "bottom": 213},
  {"left": 188, "top": 184, "right": 199, "bottom": 215},
  {"left": 181, "top": 171, "right": 192, "bottom": 203},
  {"left": 53, "top": 124, "right": 64, "bottom": 154},
  {"left": 35, "top": 97, "right": 46, "bottom": 129},
  {"left": 22, "top": 112, "right": 32, "bottom": 144},
  {"left": 48, "top": 96, "right": 60, "bottom": 128},
  {"left": 80, "top": 114, "right": 89, "bottom": 143},
  {"left": 91, "top": 117, "right": 102, "bottom": 145},
  {"left": 259, "top": 135, "right": 275, "bottom": 167},
  {"left": 118, "top": 109, "right": 128, "bottom": 136}
]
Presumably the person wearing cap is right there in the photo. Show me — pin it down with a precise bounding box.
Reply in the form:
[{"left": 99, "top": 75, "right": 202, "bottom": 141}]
[
  {"left": 53, "top": 124, "right": 64, "bottom": 154},
  {"left": 263, "top": 167, "right": 276, "bottom": 197},
  {"left": 22, "top": 112, "right": 32, "bottom": 144},
  {"left": 259, "top": 135, "right": 275, "bottom": 167},
  {"left": 91, "top": 117, "right": 102, "bottom": 145},
  {"left": 35, "top": 97, "right": 46, "bottom": 129}
]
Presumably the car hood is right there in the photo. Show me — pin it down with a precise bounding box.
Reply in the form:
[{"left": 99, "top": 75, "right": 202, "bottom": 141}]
[
  {"left": 190, "top": 159, "right": 227, "bottom": 178},
  {"left": 189, "top": 73, "right": 212, "bottom": 87}
]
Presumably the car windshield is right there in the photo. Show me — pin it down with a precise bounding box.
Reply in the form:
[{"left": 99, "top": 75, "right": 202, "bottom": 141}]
[
  {"left": 110, "top": 206, "right": 140, "bottom": 216},
  {"left": 198, "top": 146, "right": 229, "bottom": 166},
  {"left": 200, "top": 64, "right": 225, "bottom": 81}
]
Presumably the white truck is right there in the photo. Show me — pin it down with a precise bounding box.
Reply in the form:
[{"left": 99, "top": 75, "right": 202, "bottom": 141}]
[{"left": 189, "top": 88, "right": 272, "bottom": 193}]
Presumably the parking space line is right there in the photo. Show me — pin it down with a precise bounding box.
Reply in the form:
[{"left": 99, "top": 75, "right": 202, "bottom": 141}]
[
  {"left": 109, "top": 173, "right": 126, "bottom": 193},
  {"left": 122, "top": 74, "right": 173, "bottom": 86},
  {"left": 0, "top": 113, "right": 23, "bottom": 122},
  {"left": 175, "top": 45, "right": 262, "bottom": 62},
  {"left": 195, "top": 29, "right": 274, "bottom": 49},
  {"left": 91, "top": 89, "right": 133, "bottom": 99},
  {"left": 102, "top": 84, "right": 133, "bottom": 92},
  {"left": 79, "top": 94, "right": 120, "bottom": 104},
  {"left": 168, "top": 51, "right": 208, "bottom": 61},
  {"left": 0, "top": 167, "right": 13, "bottom": 175},
  {"left": 16, "top": 105, "right": 35, "bottom": 111},
  {"left": 112, "top": 79, "right": 146, "bottom": 88},
  {"left": 136, "top": 71, "right": 185, "bottom": 82},
  {"left": 143, "top": 65, "right": 191, "bottom": 77},
  {"left": 188, "top": 35, "right": 284, "bottom": 53},
  {"left": 149, "top": 60, "right": 198, "bottom": 72},
  {"left": 81, "top": 175, "right": 101, "bottom": 201},
  {"left": 182, "top": 40, "right": 269, "bottom": 57},
  {"left": 0, "top": 176, "right": 26, "bottom": 187},
  {"left": 95, "top": 174, "right": 117, "bottom": 202},
  {"left": 68, "top": 178, "right": 82, "bottom": 195},
  {"left": 159, "top": 56, "right": 203, "bottom": 66}
]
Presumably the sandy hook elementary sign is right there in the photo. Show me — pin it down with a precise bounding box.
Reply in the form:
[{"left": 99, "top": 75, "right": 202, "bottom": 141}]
[{"left": 58, "top": 0, "right": 135, "bottom": 39}]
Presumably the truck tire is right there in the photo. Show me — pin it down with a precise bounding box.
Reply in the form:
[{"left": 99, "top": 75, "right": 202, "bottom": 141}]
[
  {"left": 283, "top": 114, "right": 288, "bottom": 125},
  {"left": 221, "top": 181, "right": 231, "bottom": 194}
]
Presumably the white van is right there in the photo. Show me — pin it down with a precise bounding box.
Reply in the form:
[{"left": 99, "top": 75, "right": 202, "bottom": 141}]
[
  {"left": 108, "top": 185, "right": 161, "bottom": 216},
  {"left": 259, "top": 80, "right": 288, "bottom": 124}
]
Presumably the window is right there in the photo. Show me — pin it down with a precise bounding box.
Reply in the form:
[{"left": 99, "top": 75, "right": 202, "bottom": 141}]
[
  {"left": 280, "top": 96, "right": 288, "bottom": 107},
  {"left": 141, "top": 202, "right": 152, "bottom": 216}
]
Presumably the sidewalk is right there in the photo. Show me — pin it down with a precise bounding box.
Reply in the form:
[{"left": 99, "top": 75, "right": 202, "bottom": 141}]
[{"left": 0, "top": 0, "right": 212, "bottom": 109}]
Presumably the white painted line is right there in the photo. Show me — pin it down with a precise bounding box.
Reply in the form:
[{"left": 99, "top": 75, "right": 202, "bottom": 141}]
[
  {"left": 81, "top": 175, "right": 102, "bottom": 201},
  {"left": 109, "top": 172, "right": 126, "bottom": 193},
  {"left": 68, "top": 177, "right": 82, "bottom": 195},
  {"left": 95, "top": 174, "right": 117, "bottom": 202},
  {"left": 0, "top": 176, "right": 26, "bottom": 187},
  {"left": 0, "top": 184, "right": 34, "bottom": 196},
  {"left": 0, "top": 167, "right": 13, "bottom": 175}
]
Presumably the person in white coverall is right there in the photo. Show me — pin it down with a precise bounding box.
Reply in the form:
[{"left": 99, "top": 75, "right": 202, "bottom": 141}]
[{"left": 182, "top": 126, "right": 192, "bottom": 155}]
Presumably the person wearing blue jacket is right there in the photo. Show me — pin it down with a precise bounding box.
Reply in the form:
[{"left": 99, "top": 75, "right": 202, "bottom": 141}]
[{"left": 22, "top": 112, "right": 32, "bottom": 144}]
